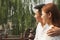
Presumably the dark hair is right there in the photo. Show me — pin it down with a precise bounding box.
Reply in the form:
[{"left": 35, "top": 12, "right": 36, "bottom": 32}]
[
  {"left": 34, "top": 4, "right": 45, "bottom": 12},
  {"left": 42, "top": 3, "right": 60, "bottom": 27}
]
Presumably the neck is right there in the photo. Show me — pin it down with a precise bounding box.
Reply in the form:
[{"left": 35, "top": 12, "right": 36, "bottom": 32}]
[
  {"left": 41, "top": 22, "right": 46, "bottom": 27},
  {"left": 39, "top": 21, "right": 46, "bottom": 27},
  {"left": 47, "top": 20, "right": 52, "bottom": 26}
]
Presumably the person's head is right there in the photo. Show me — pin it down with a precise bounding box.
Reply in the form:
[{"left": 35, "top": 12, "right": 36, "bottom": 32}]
[
  {"left": 41, "top": 3, "right": 60, "bottom": 26},
  {"left": 33, "top": 4, "right": 45, "bottom": 23}
]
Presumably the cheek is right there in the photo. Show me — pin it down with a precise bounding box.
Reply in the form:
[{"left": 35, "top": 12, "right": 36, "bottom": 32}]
[
  {"left": 41, "top": 15, "right": 45, "bottom": 20},
  {"left": 41, "top": 15, "right": 47, "bottom": 22},
  {"left": 41, "top": 11, "right": 47, "bottom": 20}
]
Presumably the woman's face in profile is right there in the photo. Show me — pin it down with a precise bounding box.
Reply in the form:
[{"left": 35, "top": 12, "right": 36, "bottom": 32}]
[{"left": 41, "top": 10, "right": 49, "bottom": 24}]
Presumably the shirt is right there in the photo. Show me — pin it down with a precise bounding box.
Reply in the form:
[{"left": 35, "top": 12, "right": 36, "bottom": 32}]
[
  {"left": 34, "top": 22, "right": 43, "bottom": 40},
  {"left": 34, "top": 23, "right": 60, "bottom": 40}
]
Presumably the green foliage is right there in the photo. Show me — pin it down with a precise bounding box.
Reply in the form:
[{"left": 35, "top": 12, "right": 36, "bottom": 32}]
[
  {"left": 0, "top": 0, "right": 36, "bottom": 35},
  {"left": 57, "top": 0, "right": 60, "bottom": 10}
]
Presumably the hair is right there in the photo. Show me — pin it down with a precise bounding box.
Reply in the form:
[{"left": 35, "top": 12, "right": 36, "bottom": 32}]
[
  {"left": 34, "top": 4, "right": 45, "bottom": 14},
  {"left": 42, "top": 3, "right": 60, "bottom": 27}
]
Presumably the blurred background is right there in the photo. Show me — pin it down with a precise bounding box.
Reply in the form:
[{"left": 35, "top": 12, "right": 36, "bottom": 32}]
[{"left": 0, "top": 0, "right": 60, "bottom": 40}]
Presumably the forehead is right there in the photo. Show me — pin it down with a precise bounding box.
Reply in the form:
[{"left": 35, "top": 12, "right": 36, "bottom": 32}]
[
  {"left": 33, "top": 9, "right": 39, "bottom": 13},
  {"left": 34, "top": 9, "right": 41, "bottom": 14}
]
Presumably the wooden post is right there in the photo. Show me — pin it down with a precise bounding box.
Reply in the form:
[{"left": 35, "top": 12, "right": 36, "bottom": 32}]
[
  {"left": 0, "top": 34, "right": 2, "bottom": 40},
  {"left": 28, "top": 29, "right": 34, "bottom": 40}
]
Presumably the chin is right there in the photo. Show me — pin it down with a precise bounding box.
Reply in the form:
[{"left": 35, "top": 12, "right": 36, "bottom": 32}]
[{"left": 43, "top": 22, "right": 46, "bottom": 25}]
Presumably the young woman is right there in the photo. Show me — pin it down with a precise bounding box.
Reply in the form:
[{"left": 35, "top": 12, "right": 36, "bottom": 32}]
[{"left": 41, "top": 3, "right": 60, "bottom": 40}]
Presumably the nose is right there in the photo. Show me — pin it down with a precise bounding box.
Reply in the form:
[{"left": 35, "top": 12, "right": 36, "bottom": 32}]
[
  {"left": 34, "top": 15, "right": 37, "bottom": 18},
  {"left": 41, "top": 15, "right": 43, "bottom": 19}
]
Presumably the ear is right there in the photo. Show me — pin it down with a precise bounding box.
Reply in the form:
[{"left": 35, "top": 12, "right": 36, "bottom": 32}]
[{"left": 48, "top": 12, "right": 52, "bottom": 18}]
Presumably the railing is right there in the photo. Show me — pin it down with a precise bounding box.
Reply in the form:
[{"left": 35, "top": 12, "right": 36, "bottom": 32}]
[
  {"left": 0, "top": 33, "right": 35, "bottom": 40},
  {"left": 0, "top": 28, "right": 35, "bottom": 40},
  {"left": 2, "top": 38, "right": 21, "bottom": 40},
  {"left": 0, "top": 35, "right": 22, "bottom": 40}
]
